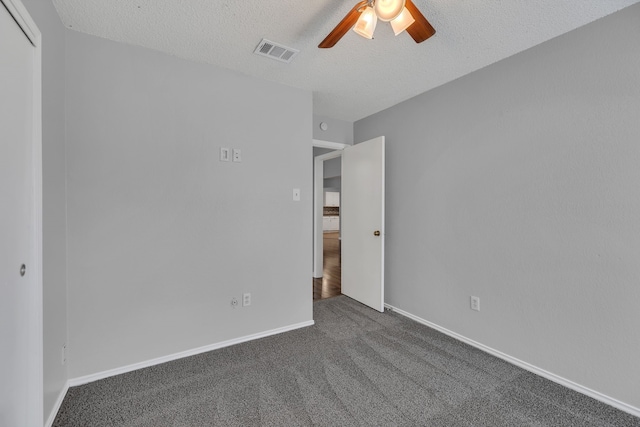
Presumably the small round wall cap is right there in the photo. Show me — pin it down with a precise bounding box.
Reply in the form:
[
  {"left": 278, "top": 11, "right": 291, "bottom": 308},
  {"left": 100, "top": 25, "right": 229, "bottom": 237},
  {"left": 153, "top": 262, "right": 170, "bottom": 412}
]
[{"left": 319, "top": 122, "right": 329, "bottom": 131}]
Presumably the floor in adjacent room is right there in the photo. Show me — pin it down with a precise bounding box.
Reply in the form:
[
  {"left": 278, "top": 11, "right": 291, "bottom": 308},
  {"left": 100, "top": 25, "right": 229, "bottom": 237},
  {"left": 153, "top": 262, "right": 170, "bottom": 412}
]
[
  {"left": 313, "top": 231, "right": 341, "bottom": 301},
  {"left": 52, "top": 296, "right": 640, "bottom": 426}
]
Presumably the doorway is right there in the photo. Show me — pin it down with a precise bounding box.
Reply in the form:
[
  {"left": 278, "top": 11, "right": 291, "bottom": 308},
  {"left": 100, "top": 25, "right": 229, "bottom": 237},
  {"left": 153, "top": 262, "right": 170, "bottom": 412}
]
[
  {"left": 312, "top": 137, "right": 386, "bottom": 312},
  {"left": 312, "top": 140, "right": 347, "bottom": 300}
]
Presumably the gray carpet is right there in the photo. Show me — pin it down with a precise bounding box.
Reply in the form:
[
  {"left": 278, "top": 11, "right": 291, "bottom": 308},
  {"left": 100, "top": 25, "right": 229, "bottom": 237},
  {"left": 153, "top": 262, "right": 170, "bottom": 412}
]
[{"left": 53, "top": 296, "right": 639, "bottom": 426}]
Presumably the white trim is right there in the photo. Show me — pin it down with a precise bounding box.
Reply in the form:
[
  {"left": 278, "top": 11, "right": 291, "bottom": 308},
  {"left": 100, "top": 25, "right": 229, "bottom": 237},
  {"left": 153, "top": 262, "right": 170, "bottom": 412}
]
[
  {"left": 45, "top": 381, "right": 70, "bottom": 427},
  {"left": 312, "top": 139, "right": 349, "bottom": 150},
  {"left": 1, "top": 0, "right": 38, "bottom": 45},
  {"left": 315, "top": 150, "right": 343, "bottom": 162},
  {"left": 378, "top": 138, "right": 385, "bottom": 312},
  {"left": 385, "top": 303, "right": 640, "bottom": 418},
  {"left": 30, "top": 20, "right": 44, "bottom": 427},
  {"left": 68, "top": 320, "right": 315, "bottom": 387},
  {"left": 313, "top": 156, "right": 324, "bottom": 277}
]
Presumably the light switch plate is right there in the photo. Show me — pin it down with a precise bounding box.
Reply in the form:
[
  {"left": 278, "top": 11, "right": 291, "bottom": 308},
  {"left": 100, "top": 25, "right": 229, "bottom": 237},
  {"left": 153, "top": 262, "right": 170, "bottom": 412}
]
[
  {"left": 293, "top": 188, "right": 301, "bottom": 201},
  {"left": 220, "top": 147, "right": 230, "bottom": 162}
]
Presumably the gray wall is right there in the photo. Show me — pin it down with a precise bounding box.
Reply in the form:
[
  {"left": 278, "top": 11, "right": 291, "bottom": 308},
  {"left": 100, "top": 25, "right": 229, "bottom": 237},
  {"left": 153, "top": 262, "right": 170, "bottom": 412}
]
[
  {"left": 65, "top": 31, "right": 313, "bottom": 378},
  {"left": 21, "top": 0, "right": 69, "bottom": 421},
  {"left": 324, "top": 157, "right": 341, "bottom": 179},
  {"left": 324, "top": 178, "right": 341, "bottom": 193},
  {"left": 313, "top": 148, "right": 341, "bottom": 184},
  {"left": 355, "top": 4, "right": 640, "bottom": 409},
  {"left": 313, "top": 147, "right": 333, "bottom": 157},
  {"left": 312, "top": 115, "right": 349, "bottom": 212},
  {"left": 313, "top": 114, "right": 353, "bottom": 144}
]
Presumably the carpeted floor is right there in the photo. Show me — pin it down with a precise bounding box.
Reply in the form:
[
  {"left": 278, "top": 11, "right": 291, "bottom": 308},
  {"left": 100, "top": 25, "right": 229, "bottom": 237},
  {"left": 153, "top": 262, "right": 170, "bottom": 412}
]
[{"left": 53, "top": 296, "right": 639, "bottom": 426}]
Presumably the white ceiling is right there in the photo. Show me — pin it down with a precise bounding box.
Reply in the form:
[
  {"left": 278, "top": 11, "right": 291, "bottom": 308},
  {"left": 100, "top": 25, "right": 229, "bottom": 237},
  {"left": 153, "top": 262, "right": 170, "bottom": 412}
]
[{"left": 52, "top": 0, "right": 639, "bottom": 122}]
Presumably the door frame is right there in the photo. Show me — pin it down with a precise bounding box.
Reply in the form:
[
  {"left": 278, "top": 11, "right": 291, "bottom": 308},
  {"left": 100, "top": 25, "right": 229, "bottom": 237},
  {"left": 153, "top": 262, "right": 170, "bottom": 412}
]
[
  {"left": 312, "top": 139, "right": 348, "bottom": 278},
  {"left": 1, "top": 0, "right": 43, "bottom": 424}
]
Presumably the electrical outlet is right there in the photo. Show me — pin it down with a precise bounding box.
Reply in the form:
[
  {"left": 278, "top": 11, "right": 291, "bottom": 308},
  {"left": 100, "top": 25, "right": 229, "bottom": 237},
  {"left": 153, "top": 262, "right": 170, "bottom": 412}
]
[
  {"left": 232, "top": 149, "right": 242, "bottom": 162},
  {"left": 231, "top": 297, "right": 239, "bottom": 308},
  {"left": 470, "top": 296, "right": 480, "bottom": 311},
  {"left": 61, "top": 344, "right": 67, "bottom": 365},
  {"left": 243, "top": 293, "right": 251, "bottom": 307}
]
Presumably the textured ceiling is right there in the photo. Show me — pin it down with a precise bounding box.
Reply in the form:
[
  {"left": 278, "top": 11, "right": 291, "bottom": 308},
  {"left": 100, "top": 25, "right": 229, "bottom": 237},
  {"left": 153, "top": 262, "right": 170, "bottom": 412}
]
[{"left": 52, "top": 0, "right": 639, "bottom": 122}]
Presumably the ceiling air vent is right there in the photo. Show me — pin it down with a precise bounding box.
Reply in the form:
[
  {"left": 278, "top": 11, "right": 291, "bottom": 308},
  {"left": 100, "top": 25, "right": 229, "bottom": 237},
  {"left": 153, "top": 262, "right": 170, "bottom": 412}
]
[{"left": 254, "top": 39, "right": 299, "bottom": 64}]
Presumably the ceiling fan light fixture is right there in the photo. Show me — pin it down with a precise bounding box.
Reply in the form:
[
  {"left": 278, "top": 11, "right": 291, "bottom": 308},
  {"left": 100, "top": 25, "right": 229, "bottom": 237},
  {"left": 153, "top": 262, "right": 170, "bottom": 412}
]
[
  {"left": 390, "top": 7, "right": 415, "bottom": 35},
  {"left": 318, "top": 0, "right": 435, "bottom": 49},
  {"left": 353, "top": 6, "right": 377, "bottom": 39},
  {"left": 374, "top": 0, "right": 405, "bottom": 22}
]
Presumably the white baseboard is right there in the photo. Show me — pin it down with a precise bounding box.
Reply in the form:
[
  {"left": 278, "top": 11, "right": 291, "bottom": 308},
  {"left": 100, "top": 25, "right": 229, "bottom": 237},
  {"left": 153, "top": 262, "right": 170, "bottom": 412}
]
[
  {"left": 45, "top": 380, "right": 70, "bottom": 427},
  {"left": 68, "top": 320, "right": 314, "bottom": 387},
  {"left": 385, "top": 303, "right": 640, "bottom": 419}
]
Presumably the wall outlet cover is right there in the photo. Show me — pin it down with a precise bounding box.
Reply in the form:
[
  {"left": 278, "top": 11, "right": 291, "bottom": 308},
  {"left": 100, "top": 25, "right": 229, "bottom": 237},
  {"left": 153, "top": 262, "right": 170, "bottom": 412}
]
[{"left": 471, "top": 296, "right": 480, "bottom": 311}]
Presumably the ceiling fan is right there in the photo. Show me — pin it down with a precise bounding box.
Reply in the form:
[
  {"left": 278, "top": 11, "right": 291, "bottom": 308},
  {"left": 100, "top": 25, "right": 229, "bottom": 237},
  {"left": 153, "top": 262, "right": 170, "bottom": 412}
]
[{"left": 319, "top": 0, "right": 435, "bottom": 48}]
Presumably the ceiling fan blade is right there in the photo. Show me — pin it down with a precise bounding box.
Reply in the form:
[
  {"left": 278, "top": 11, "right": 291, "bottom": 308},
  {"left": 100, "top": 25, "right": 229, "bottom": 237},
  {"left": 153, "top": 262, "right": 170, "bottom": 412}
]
[
  {"left": 405, "top": 0, "right": 436, "bottom": 44},
  {"left": 319, "top": 1, "right": 368, "bottom": 48}
]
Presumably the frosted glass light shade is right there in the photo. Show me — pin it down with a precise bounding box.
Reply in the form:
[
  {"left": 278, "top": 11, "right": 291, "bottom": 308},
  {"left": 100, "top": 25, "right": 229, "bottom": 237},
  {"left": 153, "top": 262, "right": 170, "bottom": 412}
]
[
  {"left": 374, "top": 0, "right": 405, "bottom": 22},
  {"left": 390, "top": 7, "right": 415, "bottom": 35},
  {"left": 353, "top": 6, "right": 377, "bottom": 39}
]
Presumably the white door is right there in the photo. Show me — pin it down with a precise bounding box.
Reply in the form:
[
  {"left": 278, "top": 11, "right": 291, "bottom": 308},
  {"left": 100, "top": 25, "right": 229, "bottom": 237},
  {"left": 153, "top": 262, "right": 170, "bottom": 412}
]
[
  {"left": 0, "top": 1, "right": 43, "bottom": 425},
  {"left": 341, "top": 136, "right": 385, "bottom": 312}
]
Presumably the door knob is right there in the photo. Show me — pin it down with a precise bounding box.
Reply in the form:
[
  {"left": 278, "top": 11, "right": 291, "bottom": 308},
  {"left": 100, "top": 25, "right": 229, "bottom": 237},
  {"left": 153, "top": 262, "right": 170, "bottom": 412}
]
[
  {"left": 20, "top": 264, "right": 26, "bottom": 277},
  {"left": 373, "top": 230, "right": 380, "bottom": 236}
]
